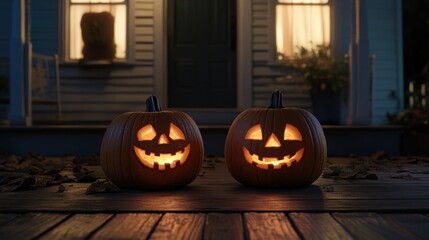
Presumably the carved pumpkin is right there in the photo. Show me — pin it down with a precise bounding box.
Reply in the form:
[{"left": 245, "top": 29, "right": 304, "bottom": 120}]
[
  {"left": 225, "top": 90, "right": 327, "bottom": 188},
  {"left": 100, "top": 96, "right": 204, "bottom": 189}
]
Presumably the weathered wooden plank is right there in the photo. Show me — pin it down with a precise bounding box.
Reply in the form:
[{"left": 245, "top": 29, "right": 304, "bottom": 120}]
[
  {"left": 244, "top": 213, "right": 300, "bottom": 240},
  {"left": 150, "top": 213, "right": 205, "bottom": 240},
  {"left": 0, "top": 213, "right": 69, "bottom": 240},
  {"left": 204, "top": 213, "right": 243, "bottom": 240},
  {"left": 289, "top": 213, "right": 353, "bottom": 240},
  {"left": 40, "top": 214, "right": 112, "bottom": 240},
  {"left": 381, "top": 214, "right": 429, "bottom": 239},
  {"left": 0, "top": 161, "right": 428, "bottom": 212},
  {"left": 0, "top": 213, "right": 21, "bottom": 225},
  {"left": 332, "top": 213, "right": 416, "bottom": 239},
  {"left": 91, "top": 213, "right": 162, "bottom": 239}
]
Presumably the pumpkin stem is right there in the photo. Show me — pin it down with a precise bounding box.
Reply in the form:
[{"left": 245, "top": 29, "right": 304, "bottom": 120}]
[
  {"left": 269, "top": 89, "right": 284, "bottom": 108},
  {"left": 146, "top": 95, "right": 162, "bottom": 112}
]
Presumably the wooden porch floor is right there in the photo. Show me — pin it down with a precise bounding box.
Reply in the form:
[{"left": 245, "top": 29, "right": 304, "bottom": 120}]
[{"left": 0, "top": 158, "right": 428, "bottom": 239}]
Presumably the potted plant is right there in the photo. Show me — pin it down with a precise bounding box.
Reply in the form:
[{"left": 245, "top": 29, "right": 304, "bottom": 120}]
[
  {"left": 280, "top": 45, "right": 349, "bottom": 124},
  {"left": 388, "top": 108, "right": 429, "bottom": 155}
]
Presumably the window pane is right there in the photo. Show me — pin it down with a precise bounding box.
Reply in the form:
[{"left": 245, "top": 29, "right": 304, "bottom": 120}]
[
  {"left": 70, "top": 4, "right": 126, "bottom": 59},
  {"left": 276, "top": 4, "right": 330, "bottom": 58}
]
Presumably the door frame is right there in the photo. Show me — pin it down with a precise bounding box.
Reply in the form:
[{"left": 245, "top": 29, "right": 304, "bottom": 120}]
[{"left": 154, "top": 0, "right": 252, "bottom": 110}]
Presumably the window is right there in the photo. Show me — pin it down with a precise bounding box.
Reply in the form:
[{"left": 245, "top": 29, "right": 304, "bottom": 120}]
[
  {"left": 65, "top": 0, "right": 127, "bottom": 61},
  {"left": 275, "top": 0, "right": 330, "bottom": 60}
]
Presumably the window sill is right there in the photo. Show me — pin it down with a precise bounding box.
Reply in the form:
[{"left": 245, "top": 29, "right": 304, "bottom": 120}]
[{"left": 59, "top": 60, "right": 151, "bottom": 68}]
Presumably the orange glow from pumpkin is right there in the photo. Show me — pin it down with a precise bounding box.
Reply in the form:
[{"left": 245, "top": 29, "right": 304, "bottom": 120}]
[
  {"left": 284, "top": 124, "right": 302, "bottom": 141},
  {"left": 243, "top": 146, "right": 304, "bottom": 170},
  {"left": 134, "top": 144, "right": 191, "bottom": 171},
  {"left": 245, "top": 124, "right": 263, "bottom": 140},
  {"left": 265, "top": 133, "right": 281, "bottom": 147},
  {"left": 134, "top": 123, "right": 191, "bottom": 171},
  {"left": 169, "top": 123, "right": 185, "bottom": 140},
  {"left": 243, "top": 123, "right": 305, "bottom": 170},
  {"left": 158, "top": 134, "right": 169, "bottom": 144},
  {"left": 137, "top": 124, "right": 156, "bottom": 141}
]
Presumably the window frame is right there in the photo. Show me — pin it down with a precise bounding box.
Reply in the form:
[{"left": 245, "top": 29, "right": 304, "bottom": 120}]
[
  {"left": 268, "top": 0, "right": 332, "bottom": 64},
  {"left": 59, "top": 0, "right": 134, "bottom": 64}
]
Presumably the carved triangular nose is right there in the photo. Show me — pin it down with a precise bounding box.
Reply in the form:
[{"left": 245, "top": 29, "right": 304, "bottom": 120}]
[
  {"left": 265, "top": 133, "right": 281, "bottom": 147},
  {"left": 158, "top": 134, "right": 169, "bottom": 144}
]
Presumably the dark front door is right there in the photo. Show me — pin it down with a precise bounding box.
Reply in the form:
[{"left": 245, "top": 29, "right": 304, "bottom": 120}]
[{"left": 168, "top": 0, "right": 237, "bottom": 108}]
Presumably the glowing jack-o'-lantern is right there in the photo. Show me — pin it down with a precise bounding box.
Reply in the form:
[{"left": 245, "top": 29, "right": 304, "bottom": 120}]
[
  {"left": 100, "top": 96, "right": 204, "bottom": 189},
  {"left": 133, "top": 123, "right": 191, "bottom": 171},
  {"left": 225, "top": 90, "right": 327, "bottom": 188},
  {"left": 243, "top": 123, "right": 304, "bottom": 170}
]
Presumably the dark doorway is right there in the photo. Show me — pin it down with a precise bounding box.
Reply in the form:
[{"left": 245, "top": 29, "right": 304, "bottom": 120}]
[{"left": 167, "top": 0, "right": 237, "bottom": 108}]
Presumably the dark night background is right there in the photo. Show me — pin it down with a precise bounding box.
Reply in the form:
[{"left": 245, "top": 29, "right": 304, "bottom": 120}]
[{"left": 403, "top": 0, "right": 429, "bottom": 86}]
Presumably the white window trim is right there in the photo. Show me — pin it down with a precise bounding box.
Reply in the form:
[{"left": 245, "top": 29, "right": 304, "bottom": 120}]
[
  {"left": 268, "top": 0, "right": 333, "bottom": 64},
  {"left": 59, "top": 0, "right": 135, "bottom": 64}
]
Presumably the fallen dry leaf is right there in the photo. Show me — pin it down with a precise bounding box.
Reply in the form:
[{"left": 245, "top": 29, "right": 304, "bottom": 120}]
[{"left": 85, "top": 179, "right": 120, "bottom": 194}]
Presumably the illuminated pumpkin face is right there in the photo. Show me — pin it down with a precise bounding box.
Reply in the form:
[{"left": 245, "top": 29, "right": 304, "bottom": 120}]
[
  {"left": 133, "top": 123, "right": 191, "bottom": 171},
  {"left": 243, "top": 123, "right": 304, "bottom": 170},
  {"left": 100, "top": 95, "right": 204, "bottom": 190},
  {"left": 225, "top": 90, "right": 327, "bottom": 188}
]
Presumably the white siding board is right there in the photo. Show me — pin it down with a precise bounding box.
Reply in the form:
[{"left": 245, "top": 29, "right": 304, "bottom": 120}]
[
  {"left": 135, "top": 3, "right": 154, "bottom": 10},
  {"left": 135, "top": 35, "right": 154, "bottom": 43},
  {"left": 135, "top": 18, "right": 154, "bottom": 26},
  {"left": 135, "top": 10, "right": 153, "bottom": 17},
  {"left": 135, "top": 27, "right": 154, "bottom": 35},
  {"left": 135, "top": 44, "right": 154, "bottom": 51}
]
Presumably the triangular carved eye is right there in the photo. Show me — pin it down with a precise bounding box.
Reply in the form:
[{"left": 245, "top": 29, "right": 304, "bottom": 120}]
[
  {"left": 169, "top": 123, "right": 185, "bottom": 140},
  {"left": 245, "top": 124, "right": 263, "bottom": 140},
  {"left": 137, "top": 124, "right": 156, "bottom": 141},
  {"left": 284, "top": 124, "right": 302, "bottom": 141}
]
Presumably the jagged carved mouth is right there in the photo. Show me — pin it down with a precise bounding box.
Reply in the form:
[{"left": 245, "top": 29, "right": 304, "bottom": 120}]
[
  {"left": 134, "top": 144, "right": 191, "bottom": 171},
  {"left": 242, "top": 146, "right": 304, "bottom": 170}
]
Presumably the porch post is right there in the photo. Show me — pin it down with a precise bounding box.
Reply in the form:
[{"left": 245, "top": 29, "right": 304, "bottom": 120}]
[
  {"left": 9, "top": 0, "right": 32, "bottom": 126},
  {"left": 348, "top": 0, "right": 371, "bottom": 125}
]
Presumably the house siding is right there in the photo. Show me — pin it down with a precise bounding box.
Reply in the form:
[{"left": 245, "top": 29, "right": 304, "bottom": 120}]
[
  {"left": 250, "top": 0, "right": 403, "bottom": 124},
  {"left": 31, "top": 0, "right": 156, "bottom": 122},
  {"left": 1, "top": 0, "right": 404, "bottom": 125},
  {"left": 367, "top": 0, "right": 403, "bottom": 124},
  {"left": 251, "top": 0, "right": 311, "bottom": 109},
  {"left": 250, "top": 0, "right": 351, "bottom": 110}
]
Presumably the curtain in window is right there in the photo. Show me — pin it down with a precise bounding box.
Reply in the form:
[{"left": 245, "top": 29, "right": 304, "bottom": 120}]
[
  {"left": 69, "top": 2, "right": 126, "bottom": 60},
  {"left": 276, "top": 1, "right": 330, "bottom": 58}
]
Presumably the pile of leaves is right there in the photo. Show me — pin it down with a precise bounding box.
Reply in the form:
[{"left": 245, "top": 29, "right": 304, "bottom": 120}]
[{"left": 0, "top": 154, "right": 103, "bottom": 192}]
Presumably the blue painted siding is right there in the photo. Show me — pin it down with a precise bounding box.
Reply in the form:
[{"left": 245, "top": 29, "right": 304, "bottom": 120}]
[
  {"left": 367, "top": 0, "right": 403, "bottom": 124},
  {"left": 0, "top": 0, "right": 12, "bottom": 58},
  {"left": 31, "top": 0, "right": 59, "bottom": 55}
]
